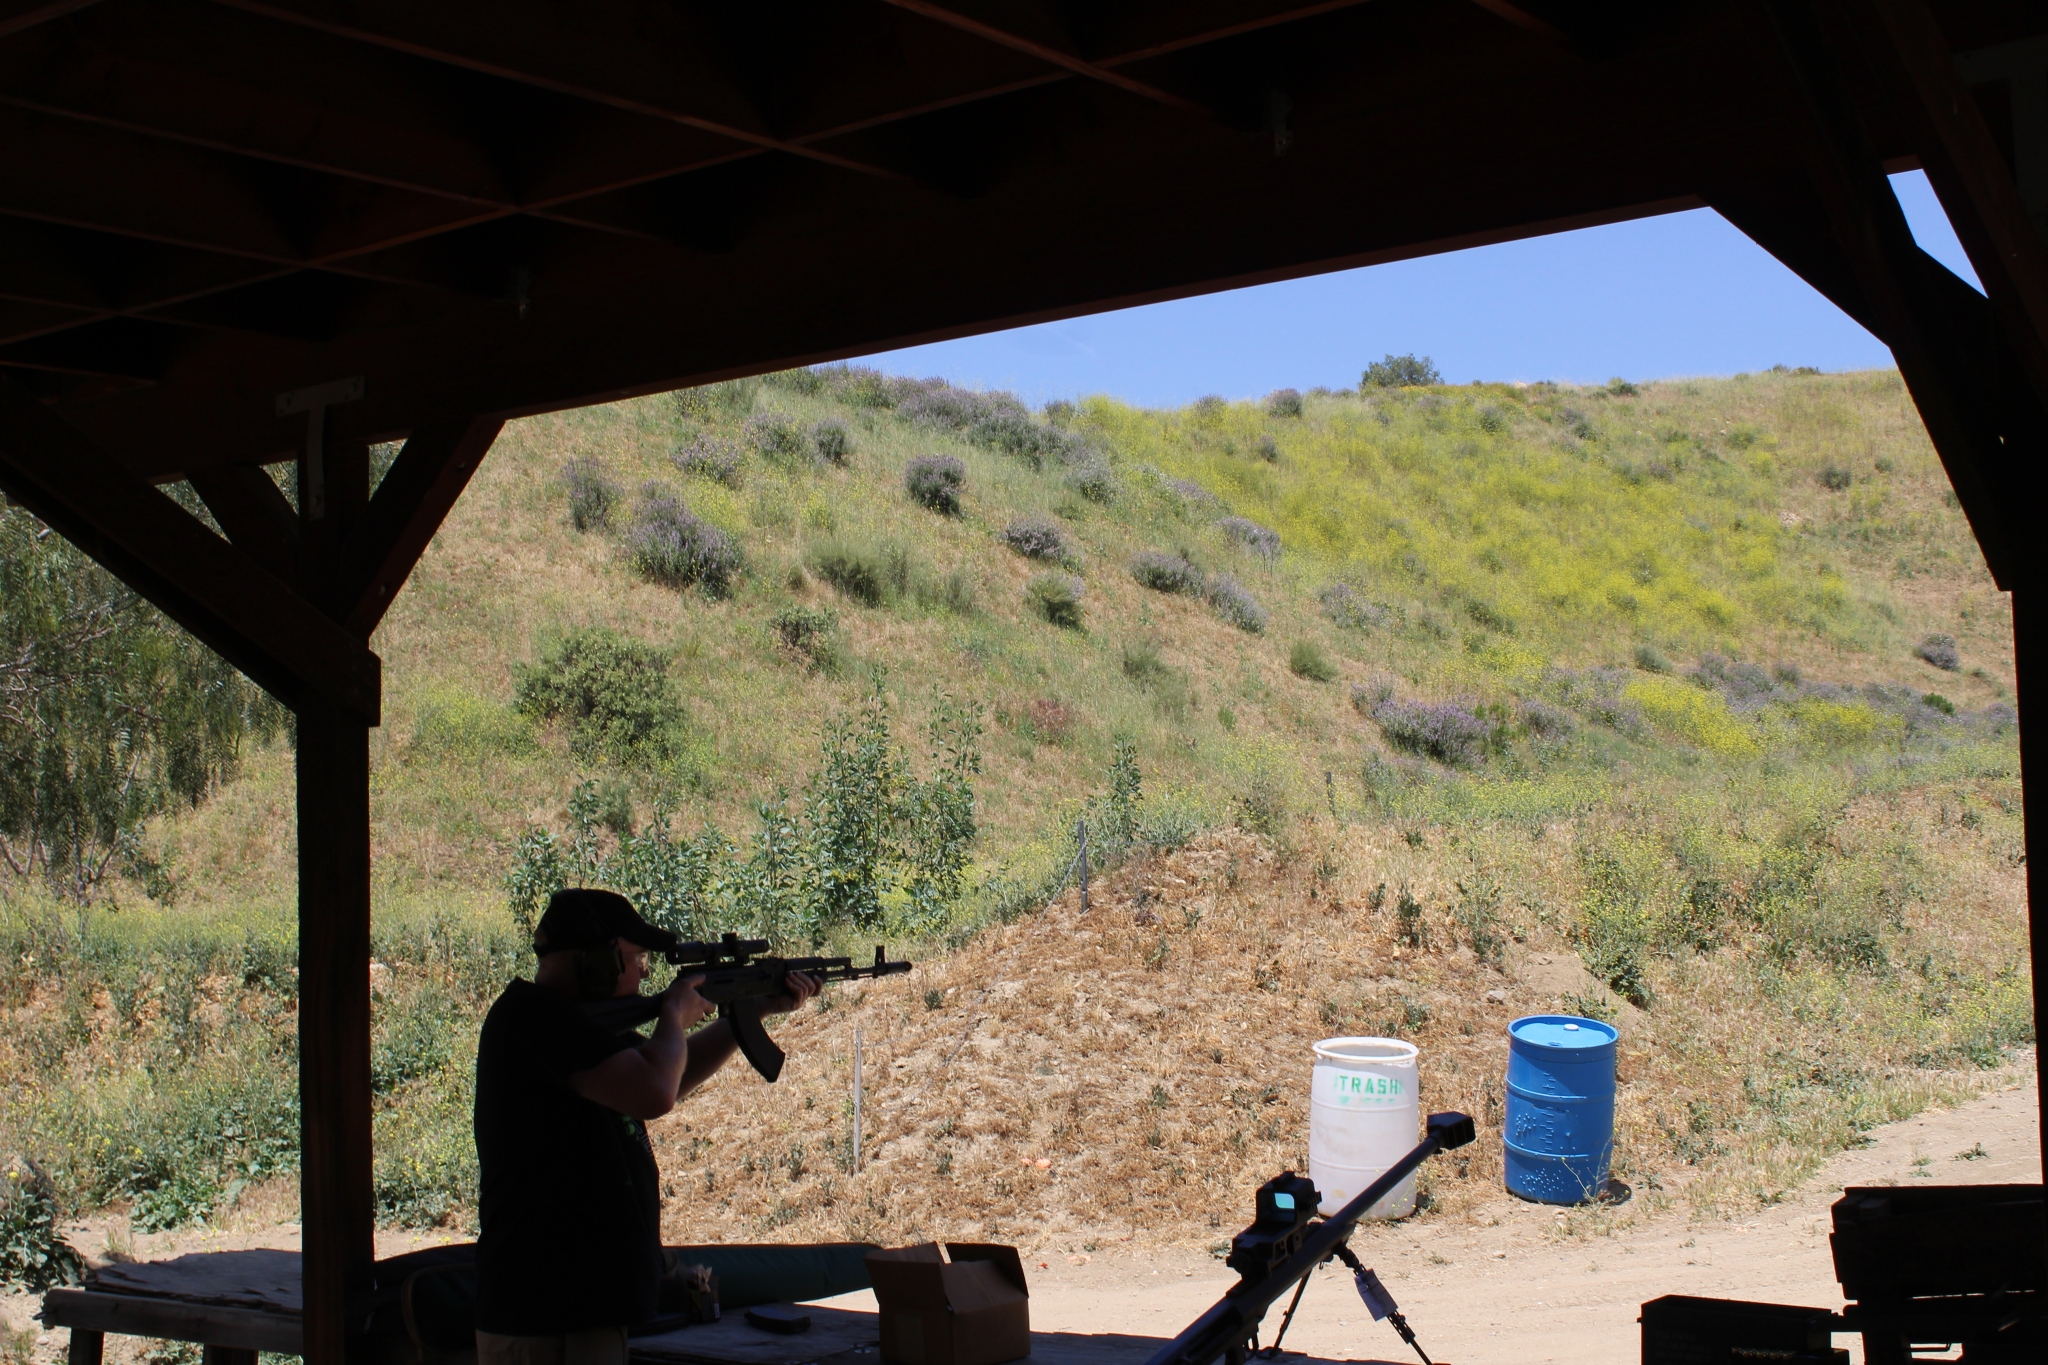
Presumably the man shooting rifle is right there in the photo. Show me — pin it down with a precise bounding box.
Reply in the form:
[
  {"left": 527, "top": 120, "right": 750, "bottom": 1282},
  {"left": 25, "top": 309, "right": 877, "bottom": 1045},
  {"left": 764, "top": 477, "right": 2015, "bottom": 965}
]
[{"left": 471, "top": 889, "right": 821, "bottom": 1365}]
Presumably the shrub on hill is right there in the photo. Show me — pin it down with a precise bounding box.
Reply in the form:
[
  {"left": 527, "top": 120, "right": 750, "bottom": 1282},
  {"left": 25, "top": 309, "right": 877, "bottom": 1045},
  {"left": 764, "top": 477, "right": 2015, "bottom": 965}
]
[
  {"left": 772, "top": 605, "right": 843, "bottom": 674},
  {"left": 810, "top": 539, "right": 893, "bottom": 606},
  {"left": 1026, "top": 573, "right": 1086, "bottom": 629},
  {"left": 1371, "top": 697, "right": 1495, "bottom": 767},
  {"left": 1064, "top": 459, "right": 1117, "bottom": 503},
  {"left": 1917, "top": 633, "right": 1960, "bottom": 670},
  {"left": 560, "top": 456, "right": 622, "bottom": 530},
  {"left": 1265, "top": 388, "right": 1303, "bottom": 418},
  {"left": 811, "top": 419, "right": 850, "bottom": 464},
  {"left": 513, "top": 627, "right": 687, "bottom": 763},
  {"left": 507, "top": 690, "right": 984, "bottom": 941},
  {"left": 1319, "top": 583, "right": 1389, "bottom": 631},
  {"left": 673, "top": 433, "right": 746, "bottom": 488},
  {"left": 1207, "top": 575, "right": 1267, "bottom": 633},
  {"left": 1363, "top": 353, "right": 1439, "bottom": 387},
  {"left": 1130, "top": 549, "right": 1206, "bottom": 596},
  {"left": 1288, "top": 641, "right": 1338, "bottom": 682},
  {"left": 1001, "top": 516, "right": 1068, "bottom": 561},
  {"left": 744, "top": 411, "right": 814, "bottom": 467},
  {"left": 1217, "top": 516, "right": 1280, "bottom": 559},
  {"left": 904, "top": 454, "right": 965, "bottom": 514},
  {"left": 626, "top": 484, "right": 741, "bottom": 596}
]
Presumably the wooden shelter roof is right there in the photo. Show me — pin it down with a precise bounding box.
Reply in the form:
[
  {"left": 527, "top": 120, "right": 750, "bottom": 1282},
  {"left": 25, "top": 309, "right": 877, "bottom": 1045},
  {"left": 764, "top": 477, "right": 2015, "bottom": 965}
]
[{"left": 2, "top": 5, "right": 2046, "bottom": 1364}]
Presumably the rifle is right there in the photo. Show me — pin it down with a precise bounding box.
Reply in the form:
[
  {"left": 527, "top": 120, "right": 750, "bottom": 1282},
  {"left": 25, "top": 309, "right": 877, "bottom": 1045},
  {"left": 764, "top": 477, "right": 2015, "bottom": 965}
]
[
  {"left": 582, "top": 933, "right": 912, "bottom": 1082},
  {"left": 1143, "top": 1111, "right": 1476, "bottom": 1365}
]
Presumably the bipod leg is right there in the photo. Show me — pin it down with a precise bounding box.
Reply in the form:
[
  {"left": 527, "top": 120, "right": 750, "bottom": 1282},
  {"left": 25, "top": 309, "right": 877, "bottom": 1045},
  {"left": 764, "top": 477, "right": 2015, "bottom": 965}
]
[
  {"left": 1330, "top": 1243, "right": 1433, "bottom": 1365},
  {"left": 1256, "top": 1263, "right": 1318, "bottom": 1358},
  {"left": 1385, "top": 1312, "right": 1432, "bottom": 1365}
]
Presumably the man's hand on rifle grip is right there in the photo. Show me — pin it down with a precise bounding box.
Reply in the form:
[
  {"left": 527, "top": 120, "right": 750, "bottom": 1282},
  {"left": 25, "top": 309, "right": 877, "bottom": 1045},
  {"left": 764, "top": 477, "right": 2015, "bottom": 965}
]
[
  {"left": 760, "top": 970, "right": 821, "bottom": 1017},
  {"left": 659, "top": 972, "right": 712, "bottom": 1029}
]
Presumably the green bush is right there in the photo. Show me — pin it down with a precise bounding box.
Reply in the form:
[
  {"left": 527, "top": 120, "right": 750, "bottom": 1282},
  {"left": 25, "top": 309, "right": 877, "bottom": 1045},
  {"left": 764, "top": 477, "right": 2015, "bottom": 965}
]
[
  {"left": 1363, "top": 354, "right": 1440, "bottom": 387},
  {"left": 1288, "top": 641, "right": 1337, "bottom": 682},
  {"left": 1130, "top": 549, "right": 1205, "bottom": 596},
  {"left": 904, "top": 455, "right": 965, "bottom": 515},
  {"left": 512, "top": 627, "right": 687, "bottom": 763},
  {"left": 625, "top": 485, "right": 742, "bottom": 596},
  {"left": 1026, "top": 574, "right": 1085, "bottom": 629},
  {"left": 1, "top": 1159, "right": 84, "bottom": 1290},
  {"left": 772, "top": 605, "right": 844, "bottom": 673},
  {"left": 560, "top": 457, "right": 622, "bottom": 530},
  {"left": 811, "top": 540, "right": 891, "bottom": 606},
  {"left": 506, "top": 691, "right": 984, "bottom": 944}
]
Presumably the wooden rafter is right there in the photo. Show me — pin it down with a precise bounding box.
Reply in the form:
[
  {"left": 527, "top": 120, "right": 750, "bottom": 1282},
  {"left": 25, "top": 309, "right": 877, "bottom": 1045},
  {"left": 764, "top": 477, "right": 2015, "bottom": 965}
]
[{"left": 0, "top": 376, "right": 380, "bottom": 719}]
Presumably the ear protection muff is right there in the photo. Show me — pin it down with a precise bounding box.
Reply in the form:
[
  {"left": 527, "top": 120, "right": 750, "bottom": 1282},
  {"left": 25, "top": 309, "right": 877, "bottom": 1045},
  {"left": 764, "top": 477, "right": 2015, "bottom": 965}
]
[{"left": 574, "top": 943, "right": 624, "bottom": 1001}]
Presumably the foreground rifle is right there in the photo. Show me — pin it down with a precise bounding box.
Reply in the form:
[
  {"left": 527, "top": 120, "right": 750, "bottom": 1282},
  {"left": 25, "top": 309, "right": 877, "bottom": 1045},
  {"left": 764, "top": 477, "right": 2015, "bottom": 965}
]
[
  {"left": 583, "top": 933, "right": 911, "bottom": 1082},
  {"left": 1144, "top": 1111, "right": 1476, "bottom": 1365}
]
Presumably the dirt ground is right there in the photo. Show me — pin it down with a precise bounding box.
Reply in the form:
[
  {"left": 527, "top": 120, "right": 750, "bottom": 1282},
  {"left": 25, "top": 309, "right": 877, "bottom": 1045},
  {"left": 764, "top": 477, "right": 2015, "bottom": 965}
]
[
  {"left": 5, "top": 1064, "right": 2035, "bottom": 1365},
  {"left": 809, "top": 1064, "right": 2041, "bottom": 1364}
]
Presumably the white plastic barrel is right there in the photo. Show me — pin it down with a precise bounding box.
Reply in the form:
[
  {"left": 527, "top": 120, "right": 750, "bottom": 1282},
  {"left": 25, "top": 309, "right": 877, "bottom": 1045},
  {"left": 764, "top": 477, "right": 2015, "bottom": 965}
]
[{"left": 1308, "top": 1037, "right": 1421, "bottom": 1218}]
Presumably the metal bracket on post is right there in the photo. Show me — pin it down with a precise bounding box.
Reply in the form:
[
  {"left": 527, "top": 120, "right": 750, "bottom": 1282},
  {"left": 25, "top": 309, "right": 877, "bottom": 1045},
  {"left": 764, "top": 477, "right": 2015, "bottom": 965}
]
[{"left": 276, "top": 377, "right": 364, "bottom": 523}]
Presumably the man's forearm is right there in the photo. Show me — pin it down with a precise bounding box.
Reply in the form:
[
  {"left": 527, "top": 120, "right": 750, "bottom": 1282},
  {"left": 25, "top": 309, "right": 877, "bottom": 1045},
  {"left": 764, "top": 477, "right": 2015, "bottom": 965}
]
[
  {"left": 678, "top": 1018, "right": 739, "bottom": 1098},
  {"left": 637, "top": 1011, "right": 690, "bottom": 1100}
]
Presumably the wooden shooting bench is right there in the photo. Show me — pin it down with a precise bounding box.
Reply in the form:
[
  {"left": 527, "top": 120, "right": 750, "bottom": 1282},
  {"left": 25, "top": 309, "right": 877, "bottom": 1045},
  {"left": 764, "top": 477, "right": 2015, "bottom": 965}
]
[{"left": 36, "top": 1248, "right": 1359, "bottom": 1365}]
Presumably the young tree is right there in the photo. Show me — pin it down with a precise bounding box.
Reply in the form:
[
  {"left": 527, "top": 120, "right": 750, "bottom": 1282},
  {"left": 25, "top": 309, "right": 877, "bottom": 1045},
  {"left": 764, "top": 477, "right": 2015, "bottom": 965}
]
[{"left": 0, "top": 502, "right": 280, "bottom": 898}]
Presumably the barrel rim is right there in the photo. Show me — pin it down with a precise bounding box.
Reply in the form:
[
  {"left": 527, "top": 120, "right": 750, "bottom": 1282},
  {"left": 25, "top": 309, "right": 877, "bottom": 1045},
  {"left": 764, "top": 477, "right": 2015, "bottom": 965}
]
[
  {"left": 1312, "top": 1035, "right": 1419, "bottom": 1064},
  {"left": 1507, "top": 1013, "right": 1619, "bottom": 1049}
]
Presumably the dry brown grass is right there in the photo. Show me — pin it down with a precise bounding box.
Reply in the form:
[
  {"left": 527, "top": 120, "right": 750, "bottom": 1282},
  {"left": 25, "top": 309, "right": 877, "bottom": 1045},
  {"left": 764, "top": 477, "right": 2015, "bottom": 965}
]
[{"left": 651, "top": 816, "right": 2026, "bottom": 1252}]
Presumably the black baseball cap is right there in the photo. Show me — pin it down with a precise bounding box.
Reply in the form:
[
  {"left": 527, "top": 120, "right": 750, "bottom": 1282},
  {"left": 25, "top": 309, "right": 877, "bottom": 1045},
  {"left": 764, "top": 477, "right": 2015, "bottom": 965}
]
[{"left": 533, "top": 888, "right": 677, "bottom": 956}]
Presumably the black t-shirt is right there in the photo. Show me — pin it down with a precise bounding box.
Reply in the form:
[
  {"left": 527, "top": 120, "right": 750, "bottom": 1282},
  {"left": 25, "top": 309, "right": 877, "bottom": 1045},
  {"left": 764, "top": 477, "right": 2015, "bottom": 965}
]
[{"left": 473, "top": 979, "right": 664, "bottom": 1335}]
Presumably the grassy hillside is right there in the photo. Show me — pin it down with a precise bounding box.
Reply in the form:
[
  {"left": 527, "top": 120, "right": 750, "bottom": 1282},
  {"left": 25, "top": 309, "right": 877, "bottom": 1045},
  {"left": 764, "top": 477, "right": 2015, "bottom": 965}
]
[{"left": 0, "top": 365, "right": 2031, "bottom": 1259}]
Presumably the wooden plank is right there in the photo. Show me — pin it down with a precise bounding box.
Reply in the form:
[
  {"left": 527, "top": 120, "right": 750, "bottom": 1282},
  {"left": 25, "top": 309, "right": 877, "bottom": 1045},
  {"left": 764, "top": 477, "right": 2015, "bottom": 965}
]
[
  {"left": 0, "top": 376, "right": 380, "bottom": 720},
  {"left": 1862, "top": 0, "right": 2048, "bottom": 400},
  {"left": 188, "top": 464, "right": 299, "bottom": 585},
  {"left": 40, "top": 1293, "right": 302, "bottom": 1355},
  {"left": 1746, "top": 0, "right": 2043, "bottom": 590},
  {"left": 339, "top": 415, "right": 501, "bottom": 635},
  {"left": 295, "top": 702, "right": 374, "bottom": 1365}
]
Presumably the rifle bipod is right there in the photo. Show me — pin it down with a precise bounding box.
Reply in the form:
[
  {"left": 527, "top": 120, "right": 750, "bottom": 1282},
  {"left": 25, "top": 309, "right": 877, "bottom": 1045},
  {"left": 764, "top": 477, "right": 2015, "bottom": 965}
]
[{"left": 1247, "top": 1241, "right": 1435, "bottom": 1365}]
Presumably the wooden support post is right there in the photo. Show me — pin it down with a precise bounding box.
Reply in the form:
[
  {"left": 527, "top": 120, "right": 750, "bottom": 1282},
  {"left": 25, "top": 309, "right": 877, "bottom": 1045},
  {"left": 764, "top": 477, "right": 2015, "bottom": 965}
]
[
  {"left": 2013, "top": 591, "right": 2048, "bottom": 1192},
  {"left": 296, "top": 699, "right": 374, "bottom": 1365},
  {"left": 202, "top": 1347, "right": 258, "bottom": 1365},
  {"left": 67, "top": 1329, "right": 102, "bottom": 1365},
  {"left": 296, "top": 402, "right": 376, "bottom": 1365}
]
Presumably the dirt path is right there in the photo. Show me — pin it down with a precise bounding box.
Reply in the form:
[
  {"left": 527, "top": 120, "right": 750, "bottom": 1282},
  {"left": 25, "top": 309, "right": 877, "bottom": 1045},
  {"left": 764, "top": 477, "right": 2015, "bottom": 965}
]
[
  {"left": 6, "top": 1070, "right": 2035, "bottom": 1365},
  {"left": 812, "top": 1067, "right": 2040, "bottom": 1364}
]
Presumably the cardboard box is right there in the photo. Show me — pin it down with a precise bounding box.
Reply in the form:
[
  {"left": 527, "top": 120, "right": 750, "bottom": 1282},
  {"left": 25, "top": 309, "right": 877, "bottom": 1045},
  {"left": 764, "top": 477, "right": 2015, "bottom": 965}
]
[{"left": 865, "top": 1243, "right": 1030, "bottom": 1365}]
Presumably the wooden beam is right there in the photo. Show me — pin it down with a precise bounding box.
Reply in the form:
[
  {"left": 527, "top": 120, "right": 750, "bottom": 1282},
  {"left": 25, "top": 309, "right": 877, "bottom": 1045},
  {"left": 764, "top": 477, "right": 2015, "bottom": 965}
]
[
  {"left": 1748, "top": 0, "right": 2041, "bottom": 589},
  {"left": 216, "top": 0, "right": 911, "bottom": 183},
  {"left": 1861, "top": 0, "right": 2048, "bottom": 403},
  {"left": 880, "top": 0, "right": 1212, "bottom": 117},
  {"left": 0, "top": 376, "right": 379, "bottom": 720},
  {"left": 0, "top": 0, "right": 102, "bottom": 40},
  {"left": 339, "top": 415, "right": 500, "bottom": 635},
  {"left": 187, "top": 463, "right": 299, "bottom": 585}
]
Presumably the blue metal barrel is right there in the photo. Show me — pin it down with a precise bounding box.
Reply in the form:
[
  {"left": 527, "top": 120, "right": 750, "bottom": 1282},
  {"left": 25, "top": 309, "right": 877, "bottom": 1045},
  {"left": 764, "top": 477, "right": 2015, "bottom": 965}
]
[{"left": 1503, "top": 1014, "right": 1618, "bottom": 1204}]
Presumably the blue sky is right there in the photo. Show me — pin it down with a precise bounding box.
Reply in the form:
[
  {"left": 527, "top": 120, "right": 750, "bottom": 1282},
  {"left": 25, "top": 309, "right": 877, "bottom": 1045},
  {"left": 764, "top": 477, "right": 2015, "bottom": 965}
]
[{"left": 857, "top": 172, "right": 1980, "bottom": 408}]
